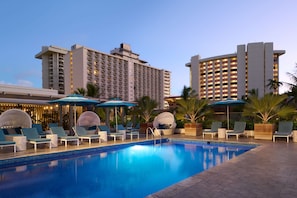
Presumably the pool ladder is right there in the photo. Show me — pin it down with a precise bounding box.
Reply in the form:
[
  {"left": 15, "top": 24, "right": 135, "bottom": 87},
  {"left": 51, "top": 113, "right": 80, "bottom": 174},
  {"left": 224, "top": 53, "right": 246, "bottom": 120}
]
[{"left": 146, "top": 127, "right": 162, "bottom": 145}]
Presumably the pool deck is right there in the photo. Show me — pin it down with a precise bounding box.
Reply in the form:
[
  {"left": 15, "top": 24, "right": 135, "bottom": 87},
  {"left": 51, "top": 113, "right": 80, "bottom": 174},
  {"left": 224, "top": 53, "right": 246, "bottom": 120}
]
[{"left": 1, "top": 134, "right": 297, "bottom": 197}]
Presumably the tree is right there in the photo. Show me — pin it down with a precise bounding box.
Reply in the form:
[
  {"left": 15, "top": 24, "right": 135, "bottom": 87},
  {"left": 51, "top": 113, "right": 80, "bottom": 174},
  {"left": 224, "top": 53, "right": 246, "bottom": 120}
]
[
  {"left": 176, "top": 97, "right": 210, "bottom": 124},
  {"left": 86, "top": 83, "right": 100, "bottom": 98},
  {"left": 74, "top": 88, "right": 86, "bottom": 96},
  {"left": 266, "top": 79, "right": 283, "bottom": 91},
  {"left": 243, "top": 94, "right": 295, "bottom": 124},
  {"left": 74, "top": 83, "right": 100, "bottom": 98},
  {"left": 135, "top": 96, "right": 158, "bottom": 123},
  {"left": 181, "top": 85, "right": 197, "bottom": 100}
]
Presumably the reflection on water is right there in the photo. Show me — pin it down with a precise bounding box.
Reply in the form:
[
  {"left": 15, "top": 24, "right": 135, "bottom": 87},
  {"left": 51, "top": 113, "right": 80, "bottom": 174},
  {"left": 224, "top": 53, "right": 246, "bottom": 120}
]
[{"left": 0, "top": 142, "right": 253, "bottom": 198}]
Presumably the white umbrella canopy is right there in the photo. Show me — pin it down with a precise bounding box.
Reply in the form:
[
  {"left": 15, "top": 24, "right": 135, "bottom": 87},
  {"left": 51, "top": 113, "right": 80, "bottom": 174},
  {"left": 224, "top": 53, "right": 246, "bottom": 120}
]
[
  {"left": 48, "top": 94, "right": 100, "bottom": 127},
  {"left": 97, "top": 99, "right": 136, "bottom": 131},
  {"left": 211, "top": 98, "right": 245, "bottom": 130}
]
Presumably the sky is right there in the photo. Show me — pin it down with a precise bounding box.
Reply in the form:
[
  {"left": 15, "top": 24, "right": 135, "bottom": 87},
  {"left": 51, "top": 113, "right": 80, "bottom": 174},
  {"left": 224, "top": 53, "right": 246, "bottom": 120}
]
[{"left": 0, "top": 0, "right": 296, "bottom": 96}]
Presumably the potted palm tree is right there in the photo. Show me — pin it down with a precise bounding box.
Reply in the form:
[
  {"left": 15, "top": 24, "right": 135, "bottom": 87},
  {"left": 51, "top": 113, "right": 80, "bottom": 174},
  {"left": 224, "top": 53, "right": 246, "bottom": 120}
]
[
  {"left": 176, "top": 96, "right": 210, "bottom": 136},
  {"left": 134, "top": 96, "right": 158, "bottom": 133},
  {"left": 243, "top": 94, "right": 295, "bottom": 140}
]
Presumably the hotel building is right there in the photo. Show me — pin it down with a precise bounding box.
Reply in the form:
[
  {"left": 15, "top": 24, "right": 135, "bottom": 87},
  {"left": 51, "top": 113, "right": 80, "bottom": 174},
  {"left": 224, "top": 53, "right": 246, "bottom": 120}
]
[
  {"left": 36, "top": 43, "right": 170, "bottom": 109},
  {"left": 186, "top": 42, "right": 285, "bottom": 101}
]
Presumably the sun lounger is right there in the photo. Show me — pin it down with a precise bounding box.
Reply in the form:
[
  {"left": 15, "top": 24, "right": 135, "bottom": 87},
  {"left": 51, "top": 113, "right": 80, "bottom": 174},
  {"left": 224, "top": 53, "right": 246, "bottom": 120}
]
[
  {"left": 22, "top": 128, "right": 51, "bottom": 151},
  {"left": 203, "top": 121, "right": 222, "bottom": 138},
  {"left": 125, "top": 123, "right": 140, "bottom": 140},
  {"left": 0, "top": 129, "right": 16, "bottom": 152},
  {"left": 226, "top": 121, "right": 246, "bottom": 140},
  {"left": 32, "top": 123, "right": 47, "bottom": 138},
  {"left": 98, "top": 125, "right": 124, "bottom": 142},
  {"left": 50, "top": 126, "right": 79, "bottom": 147},
  {"left": 117, "top": 124, "right": 139, "bottom": 140},
  {"left": 72, "top": 126, "right": 100, "bottom": 144},
  {"left": 273, "top": 121, "right": 293, "bottom": 143}
]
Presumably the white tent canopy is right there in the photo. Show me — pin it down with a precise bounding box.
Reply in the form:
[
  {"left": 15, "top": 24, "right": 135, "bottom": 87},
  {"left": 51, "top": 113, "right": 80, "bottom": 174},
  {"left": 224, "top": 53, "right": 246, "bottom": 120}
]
[
  {"left": 153, "top": 112, "right": 176, "bottom": 129},
  {"left": 0, "top": 109, "right": 32, "bottom": 128},
  {"left": 77, "top": 111, "right": 100, "bottom": 127}
]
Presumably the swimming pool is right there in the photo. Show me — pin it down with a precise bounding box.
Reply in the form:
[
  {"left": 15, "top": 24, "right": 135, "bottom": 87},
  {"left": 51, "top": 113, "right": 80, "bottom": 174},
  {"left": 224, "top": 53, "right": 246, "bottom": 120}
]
[{"left": 0, "top": 139, "right": 256, "bottom": 197}]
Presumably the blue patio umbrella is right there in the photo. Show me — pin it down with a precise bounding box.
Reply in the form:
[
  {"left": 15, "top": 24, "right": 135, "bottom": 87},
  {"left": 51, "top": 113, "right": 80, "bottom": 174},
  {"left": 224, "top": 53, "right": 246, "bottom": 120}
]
[
  {"left": 48, "top": 94, "right": 100, "bottom": 127},
  {"left": 211, "top": 98, "right": 245, "bottom": 130},
  {"left": 97, "top": 99, "right": 136, "bottom": 132}
]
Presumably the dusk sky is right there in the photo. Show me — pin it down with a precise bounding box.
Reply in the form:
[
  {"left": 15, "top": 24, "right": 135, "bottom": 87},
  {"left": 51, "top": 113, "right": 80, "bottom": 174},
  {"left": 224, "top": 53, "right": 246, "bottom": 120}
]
[{"left": 1, "top": 0, "right": 296, "bottom": 95}]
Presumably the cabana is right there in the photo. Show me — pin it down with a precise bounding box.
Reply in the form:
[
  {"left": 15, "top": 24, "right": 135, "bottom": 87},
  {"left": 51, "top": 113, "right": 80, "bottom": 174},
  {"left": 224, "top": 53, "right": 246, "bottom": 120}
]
[{"left": 153, "top": 112, "right": 176, "bottom": 135}]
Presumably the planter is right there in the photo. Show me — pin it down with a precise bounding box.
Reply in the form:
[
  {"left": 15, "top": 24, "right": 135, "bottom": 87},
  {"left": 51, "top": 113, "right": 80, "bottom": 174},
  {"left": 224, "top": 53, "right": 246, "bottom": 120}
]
[
  {"left": 254, "top": 123, "right": 275, "bottom": 140},
  {"left": 140, "top": 123, "right": 153, "bottom": 133},
  {"left": 184, "top": 123, "right": 202, "bottom": 136}
]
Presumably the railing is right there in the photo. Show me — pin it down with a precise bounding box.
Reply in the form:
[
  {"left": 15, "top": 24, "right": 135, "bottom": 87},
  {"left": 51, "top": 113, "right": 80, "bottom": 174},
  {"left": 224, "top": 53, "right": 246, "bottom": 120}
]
[{"left": 146, "top": 127, "right": 162, "bottom": 145}]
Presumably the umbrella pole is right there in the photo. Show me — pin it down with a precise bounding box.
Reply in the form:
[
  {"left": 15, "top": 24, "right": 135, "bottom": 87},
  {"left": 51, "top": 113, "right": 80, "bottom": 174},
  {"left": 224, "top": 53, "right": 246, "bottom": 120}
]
[
  {"left": 74, "top": 104, "right": 77, "bottom": 128},
  {"left": 115, "top": 107, "right": 118, "bottom": 132},
  {"left": 227, "top": 105, "right": 229, "bottom": 130}
]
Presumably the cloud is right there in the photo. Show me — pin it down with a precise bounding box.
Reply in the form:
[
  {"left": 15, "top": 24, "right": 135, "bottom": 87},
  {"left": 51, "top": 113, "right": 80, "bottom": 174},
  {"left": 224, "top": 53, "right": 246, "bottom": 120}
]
[
  {"left": 16, "top": 80, "right": 34, "bottom": 87},
  {"left": 0, "top": 80, "right": 34, "bottom": 87}
]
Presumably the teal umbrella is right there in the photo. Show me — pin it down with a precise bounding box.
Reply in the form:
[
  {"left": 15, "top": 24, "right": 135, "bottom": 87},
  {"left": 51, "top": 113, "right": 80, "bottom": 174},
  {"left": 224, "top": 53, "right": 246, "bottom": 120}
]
[
  {"left": 211, "top": 99, "right": 245, "bottom": 130},
  {"left": 97, "top": 99, "right": 136, "bottom": 132},
  {"left": 48, "top": 94, "right": 100, "bottom": 127}
]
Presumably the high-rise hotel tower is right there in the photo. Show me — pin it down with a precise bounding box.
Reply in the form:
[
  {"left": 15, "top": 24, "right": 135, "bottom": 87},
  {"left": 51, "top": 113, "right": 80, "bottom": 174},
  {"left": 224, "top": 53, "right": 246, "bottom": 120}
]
[
  {"left": 36, "top": 43, "right": 170, "bottom": 109},
  {"left": 186, "top": 42, "right": 285, "bottom": 101}
]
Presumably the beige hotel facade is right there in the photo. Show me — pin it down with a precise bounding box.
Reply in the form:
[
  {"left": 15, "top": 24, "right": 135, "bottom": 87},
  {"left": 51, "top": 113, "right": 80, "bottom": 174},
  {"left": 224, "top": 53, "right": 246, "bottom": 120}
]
[
  {"left": 36, "top": 43, "right": 170, "bottom": 109},
  {"left": 186, "top": 42, "right": 285, "bottom": 101}
]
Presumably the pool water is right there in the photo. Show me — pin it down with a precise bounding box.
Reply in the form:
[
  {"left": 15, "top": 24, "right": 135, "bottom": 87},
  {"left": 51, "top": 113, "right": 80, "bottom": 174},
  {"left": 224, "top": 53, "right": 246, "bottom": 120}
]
[{"left": 0, "top": 141, "right": 255, "bottom": 197}]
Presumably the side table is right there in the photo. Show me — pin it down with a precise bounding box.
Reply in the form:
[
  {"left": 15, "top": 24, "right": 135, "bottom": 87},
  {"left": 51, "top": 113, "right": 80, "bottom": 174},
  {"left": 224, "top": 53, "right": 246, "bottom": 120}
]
[
  {"left": 46, "top": 134, "right": 58, "bottom": 148},
  {"left": 6, "top": 135, "right": 27, "bottom": 151},
  {"left": 98, "top": 131, "right": 107, "bottom": 142},
  {"left": 218, "top": 128, "right": 226, "bottom": 139}
]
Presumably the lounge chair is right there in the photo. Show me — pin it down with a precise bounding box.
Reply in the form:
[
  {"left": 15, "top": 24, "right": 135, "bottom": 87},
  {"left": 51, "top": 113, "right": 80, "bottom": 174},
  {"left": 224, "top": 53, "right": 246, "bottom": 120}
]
[
  {"left": 0, "top": 129, "right": 16, "bottom": 152},
  {"left": 98, "top": 125, "right": 124, "bottom": 142},
  {"left": 48, "top": 123, "right": 58, "bottom": 128},
  {"left": 32, "top": 123, "right": 47, "bottom": 138},
  {"left": 50, "top": 126, "right": 79, "bottom": 147},
  {"left": 273, "top": 121, "right": 293, "bottom": 143},
  {"left": 125, "top": 123, "right": 140, "bottom": 140},
  {"left": 226, "top": 121, "right": 246, "bottom": 140},
  {"left": 117, "top": 124, "right": 139, "bottom": 140},
  {"left": 22, "top": 128, "right": 51, "bottom": 151},
  {"left": 202, "top": 121, "right": 222, "bottom": 138},
  {"left": 72, "top": 126, "right": 100, "bottom": 144}
]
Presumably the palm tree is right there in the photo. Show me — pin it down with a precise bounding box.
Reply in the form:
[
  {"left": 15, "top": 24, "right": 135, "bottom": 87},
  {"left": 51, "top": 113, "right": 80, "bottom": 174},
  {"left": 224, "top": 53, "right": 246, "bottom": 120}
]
[
  {"left": 135, "top": 96, "right": 158, "bottom": 123},
  {"left": 86, "top": 83, "right": 100, "bottom": 98},
  {"left": 176, "top": 97, "right": 210, "bottom": 124},
  {"left": 74, "top": 83, "right": 100, "bottom": 98},
  {"left": 243, "top": 94, "right": 295, "bottom": 124},
  {"left": 74, "top": 88, "right": 86, "bottom": 96},
  {"left": 266, "top": 79, "right": 283, "bottom": 91},
  {"left": 181, "top": 86, "right": 197, "bottom": 100}
]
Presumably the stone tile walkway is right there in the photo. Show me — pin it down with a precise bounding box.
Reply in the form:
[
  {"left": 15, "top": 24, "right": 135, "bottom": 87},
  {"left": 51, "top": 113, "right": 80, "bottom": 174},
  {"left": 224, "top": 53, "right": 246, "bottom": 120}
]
[{"left": 148, "top": 140, "right": 297, "bottom": 198}]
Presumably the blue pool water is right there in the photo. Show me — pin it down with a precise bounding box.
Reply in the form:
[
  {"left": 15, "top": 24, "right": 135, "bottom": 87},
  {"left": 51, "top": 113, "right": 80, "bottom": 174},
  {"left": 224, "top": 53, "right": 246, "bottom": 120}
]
[{"left": 0, "top": 140, "right": 255, "bottom": 197}]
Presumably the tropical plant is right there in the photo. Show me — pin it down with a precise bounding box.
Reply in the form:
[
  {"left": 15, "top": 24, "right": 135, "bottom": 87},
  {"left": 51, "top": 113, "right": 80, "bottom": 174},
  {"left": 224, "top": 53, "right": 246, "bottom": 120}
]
[
  {"left": 243, "top": 94, "right": 295, "bottom": 124},
  {"left": 74, "top": 83, "right": 100, "bottom": 98},
  {"left": 74, "top": 88, "right": 86, "bottom": 96},
  {"left": 176, "top": 97, "right": 210, "bottom": 124},
  {"left": 135, "top": 96, "right": 158, "bottom": 123},
  {"left": 266, "top": 79, "right": 283, "bottom": 90},
  {"left": 181, "top": 85, "right": 197, "bottom": 100}
]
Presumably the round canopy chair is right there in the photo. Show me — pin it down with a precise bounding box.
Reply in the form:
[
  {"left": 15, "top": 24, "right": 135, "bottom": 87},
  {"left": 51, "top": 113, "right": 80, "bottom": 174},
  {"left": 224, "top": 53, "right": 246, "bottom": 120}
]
[
  {"left": 77, "top": 111, "right": 101, "bottom": 129},
  {"left": 153, "top": 112, "right": 176, "bottom": 135},
  {"left": 0, "top": 109, "right": 32, "bottom": 129}
]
